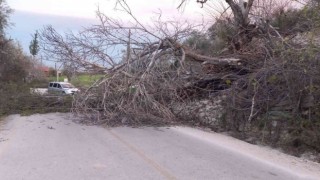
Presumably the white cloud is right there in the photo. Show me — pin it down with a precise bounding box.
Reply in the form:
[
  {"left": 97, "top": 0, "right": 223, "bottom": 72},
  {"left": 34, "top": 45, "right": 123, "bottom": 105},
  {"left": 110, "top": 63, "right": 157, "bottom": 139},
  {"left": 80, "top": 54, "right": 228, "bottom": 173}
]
[{"left": 8, "top": 0, "right": 107, "bottom": 18}]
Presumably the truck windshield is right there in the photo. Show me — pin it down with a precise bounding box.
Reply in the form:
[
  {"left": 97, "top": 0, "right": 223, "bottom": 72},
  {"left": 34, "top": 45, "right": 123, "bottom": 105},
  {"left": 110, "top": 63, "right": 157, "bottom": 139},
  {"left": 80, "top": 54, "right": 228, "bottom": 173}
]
[{"left": 61, "top": 83, "right": 75, "bottom": 88}]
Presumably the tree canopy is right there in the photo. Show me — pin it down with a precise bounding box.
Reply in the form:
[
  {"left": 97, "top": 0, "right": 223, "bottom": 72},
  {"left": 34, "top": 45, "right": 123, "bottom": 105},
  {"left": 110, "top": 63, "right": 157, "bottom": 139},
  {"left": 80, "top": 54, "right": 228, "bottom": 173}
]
[{"left": 0, "top": 0, "right": 12, "bottom": 35}]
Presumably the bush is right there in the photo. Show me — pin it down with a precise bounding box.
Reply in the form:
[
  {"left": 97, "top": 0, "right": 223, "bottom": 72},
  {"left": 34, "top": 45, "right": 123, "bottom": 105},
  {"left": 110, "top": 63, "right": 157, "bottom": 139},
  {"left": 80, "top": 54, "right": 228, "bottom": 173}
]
[
  {"left": 222, "top": 38, "right": 320, "bottom": 155},
  {"left": 270, "top": 5, "right": 320, "bottom": 36},
  {"left": 0, "top": 41, "right": 32, "bottom": 83},
  {"left": 0, "top": 83, "right": 72, "bottom": 116}
]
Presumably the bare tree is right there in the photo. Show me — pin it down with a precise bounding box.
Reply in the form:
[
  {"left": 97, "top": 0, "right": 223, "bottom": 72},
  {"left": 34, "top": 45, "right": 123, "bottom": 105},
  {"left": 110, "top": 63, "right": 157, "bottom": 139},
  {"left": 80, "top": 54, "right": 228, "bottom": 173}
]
[
  {"left": 180, "top": 0, "right": 293, "bottom": 50},
  {"left": 179, "top": 0, "right": 254, "bottom": 27}
]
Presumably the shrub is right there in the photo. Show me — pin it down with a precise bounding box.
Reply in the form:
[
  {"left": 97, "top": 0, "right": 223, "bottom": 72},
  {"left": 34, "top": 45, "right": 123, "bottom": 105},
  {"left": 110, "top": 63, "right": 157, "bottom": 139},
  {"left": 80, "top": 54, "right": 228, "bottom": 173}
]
[
  {"left": 222, "top": 37, "right": 320, "bottom": 154},
  {"left": 0, "top": 83, "right": 72, "bottom": 116}
]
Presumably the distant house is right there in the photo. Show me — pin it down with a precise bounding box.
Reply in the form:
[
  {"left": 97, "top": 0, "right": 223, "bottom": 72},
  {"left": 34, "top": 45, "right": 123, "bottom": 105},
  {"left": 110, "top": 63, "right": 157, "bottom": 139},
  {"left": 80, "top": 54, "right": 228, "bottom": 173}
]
[
  {"left": 39, "top": 66, "right": 50, "bottom": 77},
  {"left": 39, "top": 66, "right": 50, "bottom": 76}
]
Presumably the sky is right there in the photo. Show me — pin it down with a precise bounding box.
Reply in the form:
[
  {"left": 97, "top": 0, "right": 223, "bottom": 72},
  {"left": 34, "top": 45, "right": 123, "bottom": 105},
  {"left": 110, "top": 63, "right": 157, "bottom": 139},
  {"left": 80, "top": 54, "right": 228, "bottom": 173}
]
[
  {"left": 8, "top": 0, "right": 206, "bottom": 19},
  {"left": 4, "top": 0, "right": 302, "bottom": 67},
  {"left": 4, "top": 0, "right": 218, "bottom": 67}
]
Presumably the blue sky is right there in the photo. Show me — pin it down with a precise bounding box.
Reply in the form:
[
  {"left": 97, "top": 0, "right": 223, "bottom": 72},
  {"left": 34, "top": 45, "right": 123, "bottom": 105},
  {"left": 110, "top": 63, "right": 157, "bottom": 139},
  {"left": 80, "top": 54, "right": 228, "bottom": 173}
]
[
  {"left": 7, "top": 10, "right": 96, "bottom": 51},
  {"left": 5, "top": 10, "right": 96, "bottom": 67}
]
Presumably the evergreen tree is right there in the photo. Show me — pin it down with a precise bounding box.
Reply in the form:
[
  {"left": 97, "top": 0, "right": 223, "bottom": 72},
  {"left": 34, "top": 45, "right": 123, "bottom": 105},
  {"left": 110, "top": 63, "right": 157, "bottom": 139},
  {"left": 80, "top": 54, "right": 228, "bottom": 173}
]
[{"left": 29, "top": 31, "right": 40, "bottom": 57}]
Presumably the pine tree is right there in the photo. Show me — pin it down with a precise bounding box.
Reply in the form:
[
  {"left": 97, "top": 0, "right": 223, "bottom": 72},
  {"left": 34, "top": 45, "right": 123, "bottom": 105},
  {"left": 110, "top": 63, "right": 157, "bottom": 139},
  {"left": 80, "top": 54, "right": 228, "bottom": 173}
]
[{"left": 29, "top": 31, "right": 40, "bottom": 58}]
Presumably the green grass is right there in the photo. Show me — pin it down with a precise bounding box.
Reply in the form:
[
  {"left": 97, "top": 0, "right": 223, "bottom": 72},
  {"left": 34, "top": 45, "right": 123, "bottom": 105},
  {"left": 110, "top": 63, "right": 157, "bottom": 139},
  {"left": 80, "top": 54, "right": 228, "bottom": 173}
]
[
  {"left": 71, "top": 74, "right": 105, "bottom": 88},
  {"left": 48, "top": 76, "right": 68, "bottom": 82}
]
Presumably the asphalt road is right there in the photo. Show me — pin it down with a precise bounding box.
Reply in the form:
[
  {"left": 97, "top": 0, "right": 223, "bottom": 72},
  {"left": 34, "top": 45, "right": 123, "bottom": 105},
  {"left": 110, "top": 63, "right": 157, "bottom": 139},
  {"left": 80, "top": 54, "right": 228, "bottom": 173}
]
[{"left": 0, "top": 113, "right": 319, "bottom": 180}]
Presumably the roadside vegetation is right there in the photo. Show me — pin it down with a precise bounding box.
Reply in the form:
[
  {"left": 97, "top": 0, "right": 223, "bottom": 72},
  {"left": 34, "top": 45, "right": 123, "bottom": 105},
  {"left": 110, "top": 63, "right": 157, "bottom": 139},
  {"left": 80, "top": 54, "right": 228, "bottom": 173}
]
[
  {"left": 0, "top": 83, "right": 72, "bottom": 116},
  {"left": 0, "top": 1, "right": 72, "bottom": 117}
]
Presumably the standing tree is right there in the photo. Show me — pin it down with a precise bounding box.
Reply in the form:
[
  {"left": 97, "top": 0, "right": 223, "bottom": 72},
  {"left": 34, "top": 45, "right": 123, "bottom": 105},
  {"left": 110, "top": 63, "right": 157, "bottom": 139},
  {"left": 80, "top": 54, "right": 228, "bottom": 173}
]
[
  {"left": 178, "top": 0, "right": 254, "bottom": 29},
  {"left": 0, "top": 0, "right": 12, "bottom": 36},
  {"left": 202, "top": 0, "right": 255, "bottom": 50},
  {"left": 0, "top": 0, "right": 12, "bottom": 51},
  {"left": 29, "top": 30, "right": 40, "bottom": 60},
  {"left": 0, "top": 1, "right": 35, "bottom": 83}
]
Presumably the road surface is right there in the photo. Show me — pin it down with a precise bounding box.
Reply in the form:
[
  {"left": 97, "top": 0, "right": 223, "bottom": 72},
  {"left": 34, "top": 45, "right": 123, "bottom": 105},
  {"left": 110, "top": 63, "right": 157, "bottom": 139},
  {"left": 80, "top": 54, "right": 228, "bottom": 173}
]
[{"left": 0, "top": 113, "right": 319, "bottom": 180}]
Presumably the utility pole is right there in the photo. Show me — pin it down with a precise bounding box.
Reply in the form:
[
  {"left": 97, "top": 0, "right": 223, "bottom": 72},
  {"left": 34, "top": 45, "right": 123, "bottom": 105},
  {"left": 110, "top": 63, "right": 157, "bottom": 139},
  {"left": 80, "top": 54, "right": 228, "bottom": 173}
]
[
  {"left": 126, "top": 29, "right": 131, "bottom": 65},
  {"left": 125, "top": 30, "right": 131, "bottom": 86},
  {"left": 55, "top": 62, "right": 63, "bottom": 82},
  {"left": 57, "top": 69, "right": 59, "bottom": 82},
  {"left": 55, "top": 63, "right": 58, "bottom": 82}
]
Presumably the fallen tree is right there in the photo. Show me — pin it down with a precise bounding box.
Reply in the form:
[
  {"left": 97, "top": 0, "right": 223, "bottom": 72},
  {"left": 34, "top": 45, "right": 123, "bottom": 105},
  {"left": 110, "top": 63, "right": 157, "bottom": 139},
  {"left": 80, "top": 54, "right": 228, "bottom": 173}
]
[
  {"left": 39, "top": 0, "right": 289, "bottom": 126},
  {"left": 40, "top": 1, "right": 248, "bottom": 125}
]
